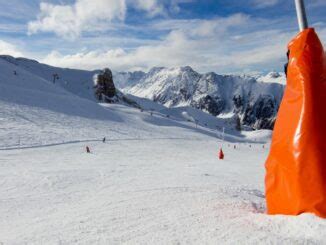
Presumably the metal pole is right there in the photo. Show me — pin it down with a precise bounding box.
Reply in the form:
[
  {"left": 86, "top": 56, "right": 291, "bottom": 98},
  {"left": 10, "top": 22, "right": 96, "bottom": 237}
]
[{"left": 295, "top": 0, "right": 309, "bottom": 31}]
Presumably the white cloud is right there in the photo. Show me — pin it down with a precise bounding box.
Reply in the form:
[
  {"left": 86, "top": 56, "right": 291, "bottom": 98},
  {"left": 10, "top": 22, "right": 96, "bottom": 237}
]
[
  {"left": 0, "top": 40, "right": 23, "bottom": 57},
  {"left": 28, "top": 0, "right": 171, "bottom": 39},
  {"left": 42, "top": 15, "right": 298, "bottom": 73},
  {"left": 28, "top": 0, "right": 195, "bottom": 39},
  {"left": 28, "top": 0, "right": 127, "bottom": 39},
  {"left": 132, "top": 0, "right": 165, "bottom": 16},
  {"left": 192, "top": 14, "right": 250, "bottom": 37},
  {"left": 42, "top": 31, "right": 191, "bottom": 71},
  {"left": 151, "top": 14, "right": 250, "bottom": 39},
  {"left": 251, "top": 0, "right": 279, "bottom": 8}
]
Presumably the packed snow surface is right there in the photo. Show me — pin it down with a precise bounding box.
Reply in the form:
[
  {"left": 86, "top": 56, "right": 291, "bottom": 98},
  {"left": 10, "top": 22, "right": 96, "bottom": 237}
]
[{"left": 1, "top": 103, "right": 325, "bottom": 244}]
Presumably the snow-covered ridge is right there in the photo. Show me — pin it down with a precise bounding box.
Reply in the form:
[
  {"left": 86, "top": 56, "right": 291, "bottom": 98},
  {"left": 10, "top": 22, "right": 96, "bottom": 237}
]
[
  {"left": 0, "top": 55, "right": 100, "bottom": 102},
  {"left": 0, "top": 55, "right": 271, "bottom": 149},
  {"left": 113, "top": 70, "right": 146, "bottom": 90},
  {"left": 0, "top": 55, "right": 285, "bottom": 131},
  {"left": 117, "top": 66, "right": 285, "bottom": 130}
]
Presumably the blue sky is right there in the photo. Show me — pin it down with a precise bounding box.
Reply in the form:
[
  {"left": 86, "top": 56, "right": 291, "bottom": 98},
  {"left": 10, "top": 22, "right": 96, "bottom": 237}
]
[{"left": 0, "top": 0, "right": 325, "bottom": 73}]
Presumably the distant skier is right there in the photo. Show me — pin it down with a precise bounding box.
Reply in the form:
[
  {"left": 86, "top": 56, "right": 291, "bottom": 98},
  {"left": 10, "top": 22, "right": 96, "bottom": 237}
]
[
  {"left": 102, "top": 137, "right": 106, "bottom": 143},
  {"left": 86, "top": 146, "right": 91, "bottom": 153}
]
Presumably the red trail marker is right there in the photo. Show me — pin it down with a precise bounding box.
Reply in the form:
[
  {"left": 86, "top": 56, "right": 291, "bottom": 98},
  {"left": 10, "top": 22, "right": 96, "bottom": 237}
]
[{"left": 218, "top": 148, "right": 224, "bottom": 160}]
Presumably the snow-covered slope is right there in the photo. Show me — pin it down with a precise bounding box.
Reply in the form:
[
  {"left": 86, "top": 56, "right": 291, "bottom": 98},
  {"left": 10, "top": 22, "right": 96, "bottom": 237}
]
[
  {"left": 123, "top": 67, "right": 285, "bottom": 130},
  {"left": 0, "top": 55, "right": 133, "bottom": 148},
  {"left": 0, "top": 56, "right": 264, "bottom": 136},
  {"left": 0, "top": 55, "right": 100, "bottom": 101},
  {"left": 0, "top": 57, "right": 112, "bottom": 120},
  {"left": 2, "top": 137, "right": 326, "bottom": 244},
  {"left": 0, "top": 55, "right": 266, "bottom": 149},
  {"left": 0, "top": 55, "right": 161, "bottom": 115},
  {"left": 1, "top": 56, "right": 326, "bottom": 244},
  {"left": 0, "top": 56, "right": 285, "bottom": 130}
]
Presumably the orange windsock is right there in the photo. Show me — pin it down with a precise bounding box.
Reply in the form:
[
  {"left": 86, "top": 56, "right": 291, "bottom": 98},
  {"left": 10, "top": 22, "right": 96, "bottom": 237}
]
[{"left": 265, "top": 28, "right": 326, "bottom": 218}]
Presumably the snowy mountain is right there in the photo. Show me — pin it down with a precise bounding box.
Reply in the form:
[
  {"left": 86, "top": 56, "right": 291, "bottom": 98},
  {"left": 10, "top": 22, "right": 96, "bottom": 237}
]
[
  {"left": 0, "top": 55, "right": 150, "bottom": 110},
  {"left": 0, "top": 55, "right": 265, "bottom": 148},
  {"left": 113, "top": 70, "right": 146, "bottom": 90},
  {"left": 119, "top": 67, "right": 285, "bottom": 130},
  {"left": 256, "top": 71, "right": 286, "bottom": 85},
  {"left": 0, "top": 55, "right": 284, "bottom": 132}
]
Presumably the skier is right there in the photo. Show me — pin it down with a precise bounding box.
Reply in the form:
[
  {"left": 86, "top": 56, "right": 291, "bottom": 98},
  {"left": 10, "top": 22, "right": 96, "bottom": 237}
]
[
  {"left": 86, "top": 146, "right": 91, "bottom": 153},
  {"left": 102, "top": 137, "right": 106, "bottom": 143}
]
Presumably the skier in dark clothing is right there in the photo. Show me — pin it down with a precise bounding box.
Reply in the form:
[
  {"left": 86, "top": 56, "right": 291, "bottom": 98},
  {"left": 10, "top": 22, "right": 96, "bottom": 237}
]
[{"left": 86, "top": 146, "right": 91, "bottom": 153}]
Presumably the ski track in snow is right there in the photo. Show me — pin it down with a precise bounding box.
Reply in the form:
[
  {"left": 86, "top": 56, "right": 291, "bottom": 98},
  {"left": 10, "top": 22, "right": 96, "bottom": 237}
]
[{"left": 0, "top": 137, "right": 195, "bottom": 151}]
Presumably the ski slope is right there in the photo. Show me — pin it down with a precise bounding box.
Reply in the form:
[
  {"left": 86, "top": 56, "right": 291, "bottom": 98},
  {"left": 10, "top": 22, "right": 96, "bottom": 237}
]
[
  {"left": 1, "top": 101, "right": 325, "bottom": 244},
  {"left": 0, "top": 55, "right": 325, "bottom": 244},
  {"left": 1, "top": 136, "right": 326, "bottom": 244}
]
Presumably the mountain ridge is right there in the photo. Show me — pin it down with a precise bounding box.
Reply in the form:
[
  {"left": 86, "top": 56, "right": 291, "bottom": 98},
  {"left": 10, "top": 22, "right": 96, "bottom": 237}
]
[
  {"left": 0, "top": 55, "right": 285, "bottom": 130},
  {"left": 117, "top": 66, "right": 285, "bottom": 130}
]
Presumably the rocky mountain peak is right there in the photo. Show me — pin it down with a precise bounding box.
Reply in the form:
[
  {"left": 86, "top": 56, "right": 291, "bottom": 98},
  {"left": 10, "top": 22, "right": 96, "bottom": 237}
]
[{"left": 118, "top": 66, "right": 285, "bottom": 130}]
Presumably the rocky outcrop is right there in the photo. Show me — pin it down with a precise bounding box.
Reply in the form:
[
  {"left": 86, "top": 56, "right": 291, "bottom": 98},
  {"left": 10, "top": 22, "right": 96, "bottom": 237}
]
[
  {"left": 94, "top": 68, "right": 143, "bottom": 109},
  {"left": 94, "top": 68, "right": 116, "bottom": 102}
]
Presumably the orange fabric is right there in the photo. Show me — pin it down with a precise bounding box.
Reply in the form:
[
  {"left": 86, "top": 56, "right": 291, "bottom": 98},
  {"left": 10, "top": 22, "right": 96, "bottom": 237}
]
[{"left": 265, "top": 28, "right": 326, "bottom": 218}]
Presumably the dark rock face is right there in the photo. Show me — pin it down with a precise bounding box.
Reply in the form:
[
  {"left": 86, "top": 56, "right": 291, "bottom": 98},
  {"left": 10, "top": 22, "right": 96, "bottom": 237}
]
[
  {"left": 192, "top": 94, "right": 278, "bottom": 130},
  {"left": 192, "top": 95, "right": 225, "bottom": 116},
  {"left": 94, "top": 68, "right": 143, "bottom": 109},
  {"left": 251, "top": 95, "right": 278, "bottom": 129},
  {"left": 233, "top": 95, "right": 244, "bottom": 113},
  {"left": 233, "top": 94, "right": 279, "bottom": 130},
  {"left": 180, "top": 88, "right": 191, "bottom": 101},
  {"left": 94, "top": 68, "right": 116, "bottom": 102}
]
